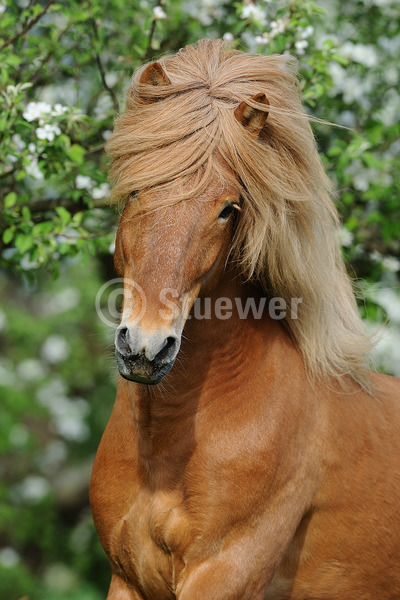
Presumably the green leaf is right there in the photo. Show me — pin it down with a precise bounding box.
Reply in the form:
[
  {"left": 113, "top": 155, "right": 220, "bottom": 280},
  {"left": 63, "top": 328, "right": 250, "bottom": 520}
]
[
  {"left": 15, "top": 233, "right": 34, "bottom": 254},
  {"left": 1, "top": 68, "right": 8, "bottom": 85},
  {"left": 57, "top": 242, "right": 72, "bottom": 255},
  {"left": 2, "top": 227, "right": 15, "bottom": 244},
  {"left": 5, "top": 55, "right": 22, "bottom": 67},
  {"left": 32, "top": 222, "right": 53, "bottom": 236},
  {"left": 4, "top": 192, "right": 17, "bottom": 208},
  {"left": 58, "top": 133, "right": 71, "bottom": 148},
  {"left": 362, "top": 152, "right": 381, "bottom": 169},
  {"left": 67, "top": 144, "right": 86, "bottom": 165},
  {"left": 55, "top": 206, "right": 72, "bottom": 224},
  {"left": 21, "top": 206, "right": 31, "bottom": 221},
  {"left": 332, "top": 54, "right": 349, "bottom": 66},
  {"left": 72, "top": 212, "right": 83, "bottom": 225}
]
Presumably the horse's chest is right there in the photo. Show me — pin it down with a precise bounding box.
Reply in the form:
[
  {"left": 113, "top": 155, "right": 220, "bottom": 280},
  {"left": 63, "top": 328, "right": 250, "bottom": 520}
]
[{"left": 114, "top": 488, "right": 191, "bottom": 598}]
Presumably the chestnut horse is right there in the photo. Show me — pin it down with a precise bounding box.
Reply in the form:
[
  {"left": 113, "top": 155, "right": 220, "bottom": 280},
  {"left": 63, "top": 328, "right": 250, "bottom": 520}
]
[{"left": 90, "top": 40, "right": 400, "bottom": 599}]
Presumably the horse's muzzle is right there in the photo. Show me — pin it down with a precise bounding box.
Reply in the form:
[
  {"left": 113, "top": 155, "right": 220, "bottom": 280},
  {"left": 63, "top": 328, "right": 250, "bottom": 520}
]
[{"left": 115, "top": 327, "right": 179, "bottom": 385}]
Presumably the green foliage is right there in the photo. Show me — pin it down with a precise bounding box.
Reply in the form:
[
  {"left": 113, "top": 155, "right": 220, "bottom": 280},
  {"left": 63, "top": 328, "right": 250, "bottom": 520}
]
[
  {"left": 0, "top": 1, "right": 399, "bottom": 598},
  {"left": 0, "top": 0, "right": 398, "bottom": 281},
  {"left": 0, "top": 261, "right": 114, "bottom": 599}
]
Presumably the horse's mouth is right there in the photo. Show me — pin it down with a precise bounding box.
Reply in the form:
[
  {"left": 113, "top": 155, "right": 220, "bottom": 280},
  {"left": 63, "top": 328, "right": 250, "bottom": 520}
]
[{"left": 115, "top": 350, "right": 175, "bottom": 385}]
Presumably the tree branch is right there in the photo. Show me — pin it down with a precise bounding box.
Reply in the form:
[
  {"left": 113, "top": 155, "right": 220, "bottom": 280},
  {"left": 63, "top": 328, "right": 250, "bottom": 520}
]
[
  {"left": 90, "top": 18, "right": 119, "bottom": 113},
  {"left": 141, "top": 0, "right": 163, "bottom": 63},
  {"left": 26, "top": 195, "right": 110, "bottom": 217},
  {"left": 0, "top": 0, "right": 56, "bottom": 52}
]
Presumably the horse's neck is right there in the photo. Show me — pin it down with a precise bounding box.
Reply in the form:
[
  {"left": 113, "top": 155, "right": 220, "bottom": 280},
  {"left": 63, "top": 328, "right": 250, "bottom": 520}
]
[{"left": 126, "top": 271, "right": 293, "bottom": 459}]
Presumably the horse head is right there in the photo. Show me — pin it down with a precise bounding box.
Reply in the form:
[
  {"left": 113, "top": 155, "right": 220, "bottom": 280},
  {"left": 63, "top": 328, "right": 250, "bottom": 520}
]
[{"left": 113, "top": 62, "right": 268, "bottom": 384}]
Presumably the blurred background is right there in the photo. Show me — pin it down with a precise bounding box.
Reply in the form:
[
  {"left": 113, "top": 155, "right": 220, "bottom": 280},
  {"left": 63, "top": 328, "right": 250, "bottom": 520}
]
[{"left": 0, "top": 0, "right": 399, "bottom": 598}]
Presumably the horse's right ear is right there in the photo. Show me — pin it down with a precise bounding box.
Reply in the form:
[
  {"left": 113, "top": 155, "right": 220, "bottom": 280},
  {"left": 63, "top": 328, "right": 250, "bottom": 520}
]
[
  {"left": 234, "top": 93, "right": 269, "bottom": 137},
  {"left": 139, "top": 62, "right": 171, "bottom": 87}
]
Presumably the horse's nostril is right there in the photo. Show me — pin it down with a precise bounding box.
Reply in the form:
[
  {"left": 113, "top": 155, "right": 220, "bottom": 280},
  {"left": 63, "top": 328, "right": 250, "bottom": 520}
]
[
  {"left": 155, "top": 336, "right": 177, "bottom": 363},
  {"left": 165, "top": 336, "right": 176, "bottom": 350},
  {"left": 116, "top": 327, "right": 133, "bottom": 357}
]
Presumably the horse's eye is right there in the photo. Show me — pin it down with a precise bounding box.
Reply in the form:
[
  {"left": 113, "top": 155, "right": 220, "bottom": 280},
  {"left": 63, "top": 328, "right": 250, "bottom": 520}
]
[{"left": 218, "top": 204, "right": 235, "bottom": 221}]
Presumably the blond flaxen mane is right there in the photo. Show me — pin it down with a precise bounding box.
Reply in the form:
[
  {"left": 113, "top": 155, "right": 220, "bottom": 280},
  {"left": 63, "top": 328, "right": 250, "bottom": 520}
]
[{"left": 107, "top": 39, "right": 372, "bottom": 390}]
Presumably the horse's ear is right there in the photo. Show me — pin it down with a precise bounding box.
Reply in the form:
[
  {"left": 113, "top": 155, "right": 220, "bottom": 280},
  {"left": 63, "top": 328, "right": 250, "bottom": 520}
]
[
  {"left": 139, "top": 62, "right": 171, "bottom": 87},
  {"left": 234, "top": 93, "right": 269, "bottom": 137}
]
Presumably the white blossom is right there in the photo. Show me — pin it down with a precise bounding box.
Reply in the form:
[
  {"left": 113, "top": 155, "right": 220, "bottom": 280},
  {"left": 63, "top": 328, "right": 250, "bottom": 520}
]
[
  {"left": 329, "top": 63, "right": 374, "bottom": 108},
  {"left": 340, "top": 42, "right": 378, "bottom": 67},
  {"left": 373, "top": 325, "right": 400, "bottom": 377},
  {"left": 75, "top": 175, "right": 94, "bottom": 190},
  {"left": 36, "top": 379, "right": 90, "bottom": 442},
  {"left": 383, "top": 138, "right": 400, "bottom": 160},
  {"left": 352, "top": 173, "right": 370, "bottom": 192},
  {"left": 92, "top": 182, "right": 110, "bottom": 199},
  {"left": 382, "top": 66, "right": 398, "bottom": 86},
  {"left": 105, "top": 72, "right": 118, "bottom": 88},
  {"left": 270, "top": 19, "right": 286, "bottom": 37},
  {"left": 26, "top": 156, "right": 43, "bottom": 180},
  {"left": 337, "top": 227, "right": 354, "bottom": 247},
  {"left": 36, "top": 123, "right": 61, "bottom": 142},
  {"left": 52, "top": 103, "right": 68, "bottom": 116},
  {"left": 339, "top": 110, "right": 357, "bottom": 128},
  {"left": 295, "top": 39, "right": 308, "bottom": 55},
  {"left": 12, "top": 134, "right": 26, "bottom": 151},
  {"left": 17, "top": 358, "right": 47, "bottom": 382},
  {"left": 182, "top": 0, "right": 225, "bottom": 27},
  {"left": 15, "top": 475, "right": 50, "bottom": 504},
  {"left": 20, "top": 255, "right": 40, "bottom": 270},
  {"left": 54, "top": 400, "right": 90, "bottom": 441},
  {"left": 37, "top": 378, "right": 67, "bottom": 405},
  {"left": 376, "top": 88, "right": 400, "bottom": 127},
  {"left": 255, "top": 35, "right": 269, "bottom": 45},
  {"left": 36, "top": 287, "right": 81, "bottom": 316},
  {"left": 372, "top": 288, "right": 400, "bottom": 323},
  {"left": 23, "top": 101, "right": 52, "bottom": 122},
  {"left": 0, "top": 5, "right": 6, "bottom": 14},
  {"left": 370, "top": 250, "right": 383, "bottom": 263},
  {"left": 153, "top": 5, "right": 167, "bottom": 19},
  {"left": 41, "top": 335, "right": 70, "bottom": 364},
  {"left": 223, "top": 32, "right": 234, "bottom": 42},
  {"left": 301, "top": 25, "right": 314, "bottom": 39},
  {"left": 38, "top": 440, "right": 68, "bottom": 475},
  {"left": 0, "top": 548, "right": 20, "bottom": 568},
  {"left": 382, "top": 256, "right": 400, "bottom": 272},
  {"left": 241, "top": 3, "right": 267, "bottom": 25}
]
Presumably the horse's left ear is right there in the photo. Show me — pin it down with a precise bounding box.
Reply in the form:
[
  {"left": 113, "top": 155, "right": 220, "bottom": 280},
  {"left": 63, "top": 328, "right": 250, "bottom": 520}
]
[
  {"left": 138, "top": 62, "right": 171, "bottom": 104},
  {"left": 234, "top": 93, "right": 269, "bottom": 137},
  {"left": 139, "top": 62, "right": 171, "bottom": 87}
]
